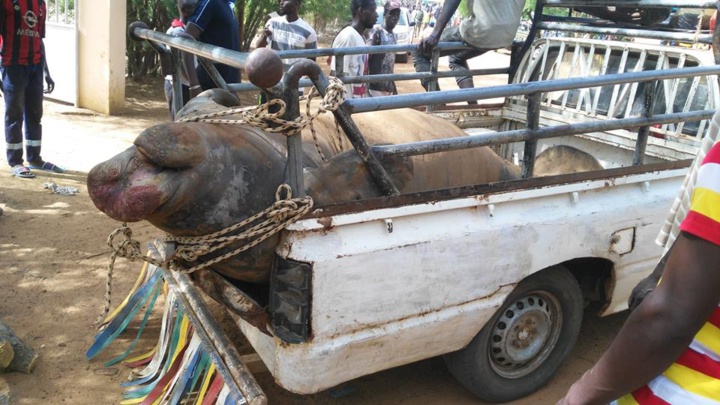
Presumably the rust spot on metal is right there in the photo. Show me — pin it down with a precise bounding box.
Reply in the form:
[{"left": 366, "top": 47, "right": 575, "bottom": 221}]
[
  {"left": 317, "top": 217, "right": 334, "bottom": 229},
  {"left": 600, "top": 270, "right": 617, "bottom": 315}
]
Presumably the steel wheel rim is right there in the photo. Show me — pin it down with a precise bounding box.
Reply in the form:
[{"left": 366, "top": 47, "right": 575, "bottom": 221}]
[{"left": 487, "top": 291, "right": 563, "bottom": 379}]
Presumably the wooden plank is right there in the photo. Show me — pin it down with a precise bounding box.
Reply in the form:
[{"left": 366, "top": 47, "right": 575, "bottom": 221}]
[
  {"left": 0, "top": 341, "right": 13, "bottom": 369},
  {"left": 0, "top": 319, "right": 37, "bottom": 374}
]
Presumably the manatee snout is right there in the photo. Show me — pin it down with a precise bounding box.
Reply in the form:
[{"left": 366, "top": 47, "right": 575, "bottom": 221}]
[
  {"left": 88, "top": 147, "right": 176, "bottom": 223},
  {"left": 88, "top": 123, "right": 211, "bottom": 223}
]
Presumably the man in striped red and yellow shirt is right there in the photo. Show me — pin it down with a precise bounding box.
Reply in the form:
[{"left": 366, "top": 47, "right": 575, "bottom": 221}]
[
  {"left": 558, "top": 125, "right": 720, "bottom": 404},
  {"left": 2, "top": 0, "right": 62, "bottom": 178}
]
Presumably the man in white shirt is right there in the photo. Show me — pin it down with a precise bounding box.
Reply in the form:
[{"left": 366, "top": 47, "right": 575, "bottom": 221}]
[
  {"left": 413, "top": 0, "right": 525, "bottom": 104},
  {"left": 256, "top": 0, "right": 317, "bottom": 65},
  {"left": 330, "top": 0, "right": 377, "bottom": 99}
]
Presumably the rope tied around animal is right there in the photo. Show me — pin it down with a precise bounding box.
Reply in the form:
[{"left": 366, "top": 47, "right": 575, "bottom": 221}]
[
  {"left": 177, "top": 76, "right": 346, "bottom": 138},
  {"left": 96, "top": 184, "right": 314, "bottom": 327}
]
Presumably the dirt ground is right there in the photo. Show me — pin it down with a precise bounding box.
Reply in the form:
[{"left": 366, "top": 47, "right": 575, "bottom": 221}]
[{"left": 0, "top": 55, "right": 627, "bottom": 405}]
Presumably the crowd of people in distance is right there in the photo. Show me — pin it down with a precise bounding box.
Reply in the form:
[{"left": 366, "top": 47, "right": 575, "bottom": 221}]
[{"left": 163, "top": 0, "right": 493, "bottom": 108}]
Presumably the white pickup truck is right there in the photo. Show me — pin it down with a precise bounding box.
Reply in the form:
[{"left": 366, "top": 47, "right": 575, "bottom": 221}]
[
  {"left": 236, "top": 36, "right": 716, "bottom": 403},
  {"left": 117, "top": 2, "right": 720, "bottom": 404}
]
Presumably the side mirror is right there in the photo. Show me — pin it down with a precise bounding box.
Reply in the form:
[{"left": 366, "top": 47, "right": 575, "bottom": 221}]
[{"left": 409, "top": 21, "right": 416, "bottom": 26}]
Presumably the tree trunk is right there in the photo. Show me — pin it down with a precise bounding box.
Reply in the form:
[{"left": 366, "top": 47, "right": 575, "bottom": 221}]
[{"left": 0, "top": 320, "right": 37, "bottom": 374}]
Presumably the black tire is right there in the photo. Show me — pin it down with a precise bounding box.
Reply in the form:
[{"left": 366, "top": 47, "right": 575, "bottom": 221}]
[
  {"left": 444, "top": 265, "right": 583, "bottom": 403},
  {"left": 395, "top": 53, "right": 408, "bottom": 64}
]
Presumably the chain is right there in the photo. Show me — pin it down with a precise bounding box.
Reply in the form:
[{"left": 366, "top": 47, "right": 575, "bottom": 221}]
[{"left": 96, "top": 184, "right": 313, "bottom": 327}]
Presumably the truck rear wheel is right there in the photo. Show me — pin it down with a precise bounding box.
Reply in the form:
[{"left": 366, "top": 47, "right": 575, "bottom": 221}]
[{"left": 444, "top": 265, "right": 583, "bottom": 402}]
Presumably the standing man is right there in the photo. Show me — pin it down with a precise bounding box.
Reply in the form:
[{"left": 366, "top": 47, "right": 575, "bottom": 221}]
[
  {"left": 413, "top": 0, "right": 525, "bottom": 103},
  {"left": 366, "top": 0, "right": 401, "bottom": 97},
  {"left": 2, "top": 0, "right": 62, "bottom": 178},
  {"left": 256, "top": 0, "right": 316, "bottom": 100},
  {"left": 330, "top": 0, "right": 377, "bottom": 99},
  {"left": 558, "top": 112, "right": 720, "bottom": 404},
  {"left": 420, "top": 6, "right": 430, "bottom": 34},
  {"left": 179, "top": 0, "right": 240, "bottom": 99},
  {"left": 256, "top": 0, "right": 318, "bottom": 65},
  {"left": 412, "top": 6, "right": 424, "bottom": 39}
]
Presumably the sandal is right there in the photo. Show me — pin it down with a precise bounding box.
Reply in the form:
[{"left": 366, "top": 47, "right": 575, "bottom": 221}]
[
  {"left": 28, "top": 161, "right": 64, "bottom": 173},
  {"left": 11, "top": 165, "right": 35, "bottom": 179}
]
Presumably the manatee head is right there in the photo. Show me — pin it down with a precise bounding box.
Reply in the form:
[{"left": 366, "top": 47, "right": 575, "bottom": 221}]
[{"left": 87, "top": 122, "right": 288, "bottom": 283}]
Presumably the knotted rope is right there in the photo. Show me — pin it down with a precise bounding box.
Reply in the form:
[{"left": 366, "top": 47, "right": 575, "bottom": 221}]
[
  {"left": 96, "top": 184, "right": 313, "bottom": 326},
  {"left": 177, "top": 76, "right": 346, "bottom": 138},
  {"left": 305, "top": 83, "right": 347, "bottom": 161}
]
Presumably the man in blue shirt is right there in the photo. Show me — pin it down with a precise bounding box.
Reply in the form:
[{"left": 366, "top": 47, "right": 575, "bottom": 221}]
[{"left": 178, "top": 0, "right": 240, "bottom": 98}]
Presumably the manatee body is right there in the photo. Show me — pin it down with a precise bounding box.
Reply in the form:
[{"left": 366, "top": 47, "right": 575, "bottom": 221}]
[
  {"left": 88, "top": 91, "right": 521, "bottom": 283},
  {"left": 306, "top": 148, "right": 520, "bottom": 204},
  {"left": 533, "top": 145, "right": 604, "bottom": 176}
]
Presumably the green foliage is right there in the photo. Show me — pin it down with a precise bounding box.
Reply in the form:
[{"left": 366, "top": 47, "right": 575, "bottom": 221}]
[
  {"left": 237, "top": 0, "right": 275, "bottom": 51},
  {"left": 124, "top": 0, "right": 352, "bottom": 76},
  {"left": 47, "top": 0, "right": 76, "bottom": 22},
  {"left": 126, "top": 0, "right": 177, "bottom": 77},
  {"left": 523, "top": 0, "right": 569, "bottom": 20},
  {"left": 302, "top": 0, "right": 351, "bottom": 32},
  {"left": 459, "top": 0, "right": 469, "bottom": 18}
]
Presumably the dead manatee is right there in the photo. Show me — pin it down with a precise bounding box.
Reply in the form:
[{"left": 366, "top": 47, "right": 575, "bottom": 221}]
[
  {"left": 306, "top": 148, "right": 520, "bottom": 205},
  {"left": 88, "top": 91, "right": 524, "bottom": 283},
  {"left": 534, "top": 145, "right": 604, "bottom": 176}
]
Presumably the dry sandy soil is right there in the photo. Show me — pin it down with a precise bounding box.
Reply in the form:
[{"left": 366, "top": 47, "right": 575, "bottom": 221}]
[{"left": 0, "top": 55, "right": 627, "bottom": 405}]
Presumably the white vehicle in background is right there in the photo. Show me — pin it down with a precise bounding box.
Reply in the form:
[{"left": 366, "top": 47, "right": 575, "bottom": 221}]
[{"left": 375, "top": 6, "right": 413, "bottom": 63}]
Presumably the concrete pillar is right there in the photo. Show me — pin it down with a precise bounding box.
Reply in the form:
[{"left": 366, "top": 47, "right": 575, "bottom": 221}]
[{"left": 77, "top": 0, "right": 126, "bottom": 114}]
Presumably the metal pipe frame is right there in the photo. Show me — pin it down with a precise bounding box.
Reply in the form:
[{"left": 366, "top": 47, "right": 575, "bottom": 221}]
[
  {"left": 171, "top": 49, "right": 184, "bottom": 119},
  {"left": 293, "top": 61, "right": 399, "bottom": 196},
  {"left": 372, "top": 109, "right": 714, "bottom": 158},
  {"left": 273, "top": 42, "right": 470, "bottom": 61},
  {"left": 522, "top": 93, "right": 541, "bottom": 178},
  {"left": 151, "top": 242, "right": 268, "bottom": 405},
  {"left": 129, "top": 22, "right": 250, "bottom": 70},
  {"left": 426, "top": 48, "right": 442, "bottom": 111},
  {"left": 228, "top": 68, "right": 510, "bottom": 92},
  {"left": 196, "top": 57, "right": 230, "bottom": 91},
  {"left": 278, "top": 62, "right": 307, "bottom": 197},
  {"left": 541, "top": 0, "right": 716, "bottom": 7},
  {"left": 539, "top": 22, "right": 714, "bottom": 44},
  {"left": 512, "top": 0, "right": 547, "bottom": 79},
  {"left": 345, "top": 64, "right": 720, "bottom": 113},
  {"left": 164, "top": 268, "right": 267, "bottom": 405},
  {"left": 633, "top": 81, "right": 657, "bottom": 165}
]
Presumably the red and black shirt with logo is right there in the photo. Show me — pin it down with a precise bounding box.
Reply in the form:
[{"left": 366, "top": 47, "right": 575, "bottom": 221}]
[{"left": 0, "top": 0, "right": 46, "bottom": 66}]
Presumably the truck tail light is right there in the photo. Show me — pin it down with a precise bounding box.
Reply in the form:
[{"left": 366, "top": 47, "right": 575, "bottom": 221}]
[{"left": 269, "top": 256, "right": 312, "bottom": 343}]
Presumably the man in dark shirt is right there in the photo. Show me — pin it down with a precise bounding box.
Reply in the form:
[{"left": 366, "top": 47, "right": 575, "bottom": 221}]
[
  {"left": 1, "top": 0, "right": 61, "bottom": 178},
  {"left": 178, "top": 0, "right": 240, "bottom": 98}
]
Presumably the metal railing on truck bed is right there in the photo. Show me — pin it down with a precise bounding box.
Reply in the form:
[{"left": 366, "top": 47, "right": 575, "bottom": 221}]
[{"left": 130, "top": 17, "right": 719, "bottom": 196}]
